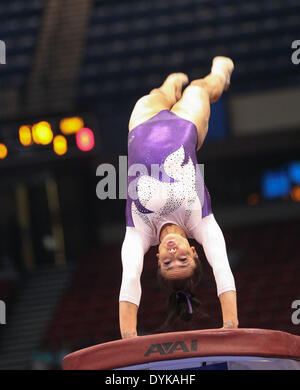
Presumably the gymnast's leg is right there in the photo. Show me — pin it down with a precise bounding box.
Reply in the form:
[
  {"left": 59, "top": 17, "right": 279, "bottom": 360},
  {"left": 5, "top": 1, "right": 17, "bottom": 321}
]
[
  {"left": 128, "top": 73, "right": 189, "bottom": 132},
  {"left": 171, "top": 56, "right": 234, "bottom": 150}
]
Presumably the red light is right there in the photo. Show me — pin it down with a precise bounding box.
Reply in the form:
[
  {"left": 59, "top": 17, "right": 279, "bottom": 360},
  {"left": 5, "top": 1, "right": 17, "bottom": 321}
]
[{"left": 76, "top": 128, "right": 95, "bottom": 152}]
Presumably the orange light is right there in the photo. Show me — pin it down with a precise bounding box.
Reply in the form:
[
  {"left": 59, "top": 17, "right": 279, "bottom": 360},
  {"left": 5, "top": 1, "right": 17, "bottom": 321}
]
[
  {"left": 0, "top": 143, "right": 8, "bottom": 159},
  {"left": 53, "top": 135, "right": 67, "bottom": 156},
  {"left": 19, "top": 125, "right": 33, "bottom": 146},
  {"left": 291, "top": 185, "right": 300, "bottom": 202},
  {"left": 60, "top": 117, "right": 84, "bottom": 135},
  {"left": 76, "top": 128, "right": 95, "bottom": 152},
  {"left": 247, "top": 193, "right": 260, "bottom": 206},
  {"left": 32, "top": 121, "right": 53, "bottom": 145}
]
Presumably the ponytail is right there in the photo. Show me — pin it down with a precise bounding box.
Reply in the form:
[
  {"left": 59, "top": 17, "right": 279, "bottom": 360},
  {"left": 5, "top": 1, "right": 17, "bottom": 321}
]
[
  {"left": 166, "top": 290, "right": 201, "bottom": 323},
  {"left": 156, "top": 256, "right": 208, "bottom": 331}
]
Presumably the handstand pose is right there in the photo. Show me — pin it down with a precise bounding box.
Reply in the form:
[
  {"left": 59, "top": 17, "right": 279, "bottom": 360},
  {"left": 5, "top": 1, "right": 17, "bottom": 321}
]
[{"left": 119, "top": 57, "right": 238, "bottom": 339}]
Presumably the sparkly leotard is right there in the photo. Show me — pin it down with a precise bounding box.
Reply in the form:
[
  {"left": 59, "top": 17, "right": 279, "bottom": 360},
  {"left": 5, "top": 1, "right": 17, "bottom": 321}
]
[
  {"left": 120, "top": 110, "right": 236, "bottom": 306},
  {"left": 125, "top": 109, "right": 212, "bottom": 245}
]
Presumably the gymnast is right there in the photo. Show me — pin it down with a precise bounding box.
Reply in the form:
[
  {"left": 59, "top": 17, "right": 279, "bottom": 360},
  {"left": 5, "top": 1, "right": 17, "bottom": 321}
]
[{"left": 119, "top": 56, "right": 238, "bottom": 339}]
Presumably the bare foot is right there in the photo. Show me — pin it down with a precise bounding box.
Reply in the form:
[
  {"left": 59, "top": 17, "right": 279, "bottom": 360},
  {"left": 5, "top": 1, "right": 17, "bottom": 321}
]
[{"left": 211, "top": 57, "right": 234, "bottom": 90}]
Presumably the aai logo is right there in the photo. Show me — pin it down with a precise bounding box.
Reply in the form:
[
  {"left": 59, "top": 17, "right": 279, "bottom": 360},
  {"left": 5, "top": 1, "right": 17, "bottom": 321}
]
[{"left": 144, "top": 340, "right": 198, "bottom": 357}]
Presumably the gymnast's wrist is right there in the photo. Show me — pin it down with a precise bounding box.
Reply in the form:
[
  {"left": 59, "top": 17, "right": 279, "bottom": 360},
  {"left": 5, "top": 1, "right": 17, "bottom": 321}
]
[
  {"left": 121, "top": 330, "right": 138, "bottom": 339},
  {"left": 222, "top": 320, "right": 239, "bottom": 329}
]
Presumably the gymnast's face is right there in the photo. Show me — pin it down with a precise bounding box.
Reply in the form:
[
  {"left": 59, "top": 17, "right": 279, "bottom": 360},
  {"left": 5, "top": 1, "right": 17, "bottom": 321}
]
[{"left": 156, "top": 233, "right": 198, "bottom": 280}]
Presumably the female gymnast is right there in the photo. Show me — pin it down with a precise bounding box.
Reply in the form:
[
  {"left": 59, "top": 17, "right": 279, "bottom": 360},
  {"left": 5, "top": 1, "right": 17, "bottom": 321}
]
[{"left": 119, "top": 56, "right": 238, "bottom": 339}]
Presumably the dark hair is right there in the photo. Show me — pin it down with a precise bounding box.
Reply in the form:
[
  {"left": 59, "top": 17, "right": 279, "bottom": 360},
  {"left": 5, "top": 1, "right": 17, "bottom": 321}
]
[{"left": 156, "top": 256, "right": 205, "bottom": 330}]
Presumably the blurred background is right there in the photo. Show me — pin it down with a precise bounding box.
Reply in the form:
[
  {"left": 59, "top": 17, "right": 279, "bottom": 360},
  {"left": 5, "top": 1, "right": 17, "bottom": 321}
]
[{"left": 0, "top": 0, "right": 299, "bottom": 370}]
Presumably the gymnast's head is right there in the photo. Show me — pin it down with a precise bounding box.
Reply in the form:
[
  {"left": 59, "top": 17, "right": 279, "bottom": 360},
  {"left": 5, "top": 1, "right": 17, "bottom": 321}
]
[
  {"left": 156, "top": 232, "right": 200, "bottom": 280},
  {"left": 156, "top": 232, "right": 203, "bottom": 326}
]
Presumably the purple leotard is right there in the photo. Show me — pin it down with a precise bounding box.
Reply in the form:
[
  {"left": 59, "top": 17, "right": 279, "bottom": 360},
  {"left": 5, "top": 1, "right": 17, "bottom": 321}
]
[{"left": 125, "top": 110, "right": 212, "bottom": 232}]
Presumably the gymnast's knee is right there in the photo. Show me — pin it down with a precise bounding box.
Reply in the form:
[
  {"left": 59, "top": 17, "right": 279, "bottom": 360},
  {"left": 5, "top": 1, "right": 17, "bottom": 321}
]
[
  {"left": 149, "top": 87, "right": 168, "bottom": 98},
  {"left": 189, "top": 79, "right": 208, "bottom": 90},
  {"left": 189, "top": 79, "right": 221, "bottom": 103},
  {"left": 148, "top": 87, "right": 174, "bottom": 106}
]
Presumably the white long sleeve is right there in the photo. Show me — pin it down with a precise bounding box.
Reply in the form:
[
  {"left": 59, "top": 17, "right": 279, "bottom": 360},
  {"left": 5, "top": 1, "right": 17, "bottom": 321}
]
[
  {"left": 119, "top": 227, "right": 151, "bottom": 306},
  {"left": 190, "top": 214, "right": 236, "bottom": 297}
]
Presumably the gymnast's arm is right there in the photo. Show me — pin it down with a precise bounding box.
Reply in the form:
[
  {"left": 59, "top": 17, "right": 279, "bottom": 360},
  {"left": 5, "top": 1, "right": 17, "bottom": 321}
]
[
  {"left": 192, "top": 214, "right": 239, "bottom": 328},
  {"left": 119, "top": 227, "right": 150, "bottom": 339}
]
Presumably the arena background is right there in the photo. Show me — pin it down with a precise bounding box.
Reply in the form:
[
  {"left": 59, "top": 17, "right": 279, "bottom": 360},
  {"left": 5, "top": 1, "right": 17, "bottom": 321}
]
[{"left": 0, "top": 0, "right": 299, "bottom": 370}]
